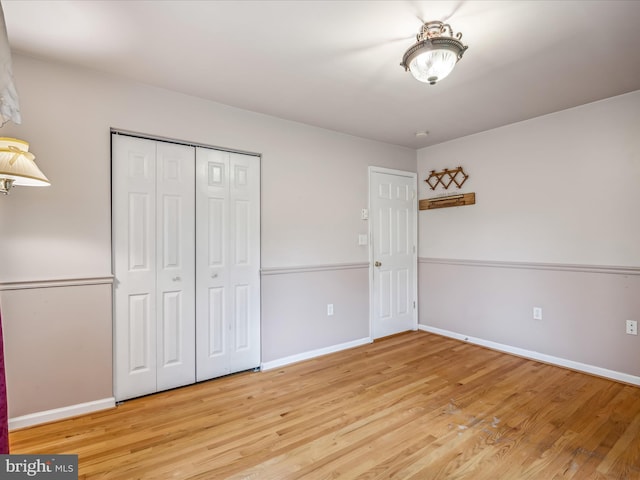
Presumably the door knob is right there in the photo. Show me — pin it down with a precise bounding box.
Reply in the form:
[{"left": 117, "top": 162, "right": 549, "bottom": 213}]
[
  {"left": 374, "top": 261, "right": 382, "bottom": 267},
  {"left": 211, "top": 273, "right": 218, "bottom": 278},
  {"left": 172, "top": 276, "right": 181, "bottom": 281}
]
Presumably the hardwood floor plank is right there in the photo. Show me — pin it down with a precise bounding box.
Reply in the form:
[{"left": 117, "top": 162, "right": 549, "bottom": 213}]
[{"left": 9, "top": 331, "right": 640, "bottom": 479}]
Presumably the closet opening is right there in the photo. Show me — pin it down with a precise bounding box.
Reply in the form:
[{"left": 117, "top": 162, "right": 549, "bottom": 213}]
[{"left": 111, "top": 131, "right": 261, "bottom": 401}]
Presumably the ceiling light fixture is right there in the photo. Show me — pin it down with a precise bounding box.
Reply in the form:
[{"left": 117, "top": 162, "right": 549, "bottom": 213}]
[
  {"left": 0, "top": 138, "right": 50, "bottom": 194},
  {"left": 401, "top": 21, "right": 468, "bottom": 85}
]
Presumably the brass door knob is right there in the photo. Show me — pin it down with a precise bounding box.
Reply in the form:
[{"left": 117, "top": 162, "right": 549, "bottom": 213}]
[{"left": 374, "top": 261, "right": 382, "bottom": 267}]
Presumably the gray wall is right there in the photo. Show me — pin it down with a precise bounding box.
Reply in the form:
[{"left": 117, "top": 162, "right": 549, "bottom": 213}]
[
  {"left": 0, "top": 54, "right": 415, "bottom": 420},
  {"left": 261, "top": 265, "right": 369, "bottom": 363},
  {"left": 417, "top": 91, "right": 640, "bottom": 380},
  {"left": 1, "top": 284, "right": 112, "bottom": 417}
]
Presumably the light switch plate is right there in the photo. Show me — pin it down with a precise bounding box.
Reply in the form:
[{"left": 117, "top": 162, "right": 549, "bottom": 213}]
[{"left": 533, "top": 307, "right": 542, "bottom": 320}]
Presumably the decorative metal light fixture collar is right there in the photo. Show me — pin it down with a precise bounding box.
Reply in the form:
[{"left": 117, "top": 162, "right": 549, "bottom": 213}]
[{"left": 400, "top": 21, "right": 468, "bottom": 85}]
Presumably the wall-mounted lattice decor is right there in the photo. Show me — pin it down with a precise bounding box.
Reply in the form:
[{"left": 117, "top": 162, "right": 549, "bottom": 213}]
[{"left": 425, "top": 166, "right": 468, "bottom": 190}]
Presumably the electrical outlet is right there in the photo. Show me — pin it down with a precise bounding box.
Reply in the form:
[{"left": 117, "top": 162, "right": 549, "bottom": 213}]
[
  {"left": 533, "top": 307, "right": 542, "bottom": 320},
  {"left": 626, "top": 320, "right": 637, "bottom": 335},
  {"left": 327, "top": 304, "right": 334, "bottom": 316}
]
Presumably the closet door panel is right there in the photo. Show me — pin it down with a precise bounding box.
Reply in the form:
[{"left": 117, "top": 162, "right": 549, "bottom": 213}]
[
  {"left": 228, "top": 153, "right": 261, "bottom": 372},
  {"left": 128, "top": 294, "right": 152, "bottom": 372},
  {"left": 207, "top": 286, "right": 226, "bottom": 356},
  {"left": 204, "top": 196, "right": 227, "bottom": 363},
  {"left": 207, "top": 198, "right": 226, "bottom": 268},
  {"left": 233, "top": 200, "right": 250, "bottom": 265},
  {"left": 234, "top": 284, "right": 250, "bottom": 351},
  {"left": 161, "top": 290, "right": 182, "bottom": 365},
  {"left": 128, "top": 194, "right": 152, "bottom": 271},
  {"left": 113, "top": 135, "right": 158, "bottom": 401},
  {"left": 156, "top": 142, "right": 196, "bottom": 391},
  {"left": 196, "top": 148, "right": 230, "bottom": 381}
]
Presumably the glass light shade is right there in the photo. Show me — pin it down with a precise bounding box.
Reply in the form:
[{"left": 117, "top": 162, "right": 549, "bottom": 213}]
[
  {"left": 0, "top": 137, "right": 49, "bottom": 187},
  {"left": 400, "top": 21, "right": 467, "bottom": 85},
  {"left": 409, "top": 49, "right": 458, "bottom": 85}
]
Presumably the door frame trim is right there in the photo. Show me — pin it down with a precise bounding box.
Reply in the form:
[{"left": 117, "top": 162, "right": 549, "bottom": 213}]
[{"left": 367, "top": 166, "right": 418, "bottom": 339}]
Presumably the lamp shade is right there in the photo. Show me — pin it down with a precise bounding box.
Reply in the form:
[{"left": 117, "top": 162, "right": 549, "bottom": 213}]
[{"left": 0, "top": 137, "right": 49, "bottom": 187}]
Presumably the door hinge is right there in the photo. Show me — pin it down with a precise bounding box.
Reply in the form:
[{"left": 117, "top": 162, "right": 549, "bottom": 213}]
[{"left": 413, "top": 301, "right": 416, "bottom": 309}]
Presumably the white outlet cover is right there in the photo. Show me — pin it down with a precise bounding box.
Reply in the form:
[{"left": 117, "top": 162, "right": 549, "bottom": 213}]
[
  {"left": 533, "top": 307, "right": 543, "bottom": 320},
  {"left": 626, "top": 320, "right": 637, "bottom": 335}
]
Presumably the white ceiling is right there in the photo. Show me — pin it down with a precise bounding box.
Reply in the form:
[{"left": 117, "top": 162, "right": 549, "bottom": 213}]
[{"left": 3, "top": 0, "right": 640, "bottom": 149}]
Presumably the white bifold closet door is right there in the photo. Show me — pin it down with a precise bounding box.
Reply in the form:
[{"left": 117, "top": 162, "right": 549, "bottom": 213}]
[
  {"left": 113, "top": 135, "right": 196, "bottom": 401},
  {"left": 113, "top": 134, "right": 260, "bottom": 402},
  {"left": 195, "top": 148, "right": 261, "bottom": 381}
]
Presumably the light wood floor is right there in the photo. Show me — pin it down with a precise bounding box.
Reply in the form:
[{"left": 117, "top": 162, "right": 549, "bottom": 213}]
[{"left": 10, "top": 331, "right": 640, "bottom": 479}]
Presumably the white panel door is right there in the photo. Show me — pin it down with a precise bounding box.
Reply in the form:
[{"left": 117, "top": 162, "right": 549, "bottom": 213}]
[
  {"left": 113, "top": 135, "right": 159, "bottom": 401},
  {"left": 370, "top": 168, "right": 417, "bottom": 339},
  {"left": 195, "top": 148, "right": 229, "bottom": 380},
  {"left": 113, "top": 136, "right": 196, "bottom": 401},
  {"left": 195, "top": 148, "right": 260, "bottom": 381},
  {"left": 155, "top": 142, "right": 196, "bottom": 391},
  {"left": 228, "top": 152, "right": 261, "bottom": 371}
]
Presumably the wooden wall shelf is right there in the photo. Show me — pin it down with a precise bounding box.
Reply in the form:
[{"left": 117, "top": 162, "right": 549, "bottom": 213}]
[{"left": 419, "top": 192, "right": 475, "bottom": 210}]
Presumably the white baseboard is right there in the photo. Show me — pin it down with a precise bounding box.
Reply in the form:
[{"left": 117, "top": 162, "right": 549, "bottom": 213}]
[
  {"left": 261, "top": 337, "right": 372, "bottom": 371},
  {"left": 418, "top": 325, "right": 640, "bottom": 386},
  {"left": 9, "top": 397, "right": 116, "bottom": 431}
]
